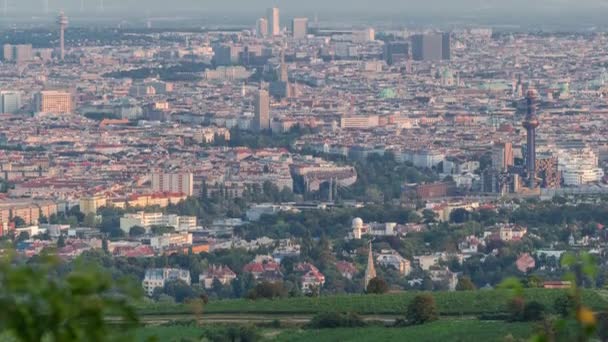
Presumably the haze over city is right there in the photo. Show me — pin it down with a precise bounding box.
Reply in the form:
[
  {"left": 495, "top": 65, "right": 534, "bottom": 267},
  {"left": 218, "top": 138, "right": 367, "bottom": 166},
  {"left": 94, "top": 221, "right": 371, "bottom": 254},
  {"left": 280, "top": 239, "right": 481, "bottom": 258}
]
[{"left": 0, "top": 1, "right": 608, "bottom": 341}]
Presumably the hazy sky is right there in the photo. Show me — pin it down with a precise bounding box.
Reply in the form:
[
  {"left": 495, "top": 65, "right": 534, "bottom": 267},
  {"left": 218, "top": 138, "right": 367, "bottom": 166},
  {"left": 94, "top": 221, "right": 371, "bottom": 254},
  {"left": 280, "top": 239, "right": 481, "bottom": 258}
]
[{"left": 5, "top": 0, "right": 608, "bottom": 15}]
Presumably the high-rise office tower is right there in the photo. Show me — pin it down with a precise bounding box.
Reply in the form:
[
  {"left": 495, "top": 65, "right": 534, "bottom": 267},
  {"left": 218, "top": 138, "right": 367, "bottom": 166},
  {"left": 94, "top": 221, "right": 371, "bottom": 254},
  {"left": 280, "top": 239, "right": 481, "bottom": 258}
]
[
  {"left": 411, "top": 33, "right": 450, "bottom": 61},
  {"left": 266, "top": 7, "right": 280, "bottom": 36},
  {"left": 254, "top": 88, "right": 270, "bottom": 131},
  {"left": 256, "top": 18, "right": 268, "bottom": 37},
  {"left": 383, "top": 41, "right": 409, "bottom": 65},
  {"left": 292, "top": 17, "right": 308, "bottom": 39},
  {"left": 0, "top": 91, "right": 22, "bottom": 114},
  {"left": 442, "top": 32, "right": 451, "bottom": 60},
  {"left": 34, "top": 90, "right": 73, "bottom": 114},
  {"left": 492, "top": 142, "right": 514, "bottom": 172},
  {"left": 57, "top": 11, "right": 68, "bottom": 61},
  {"left": 522, "top": 89, "right": 540, "bottom": 188}
]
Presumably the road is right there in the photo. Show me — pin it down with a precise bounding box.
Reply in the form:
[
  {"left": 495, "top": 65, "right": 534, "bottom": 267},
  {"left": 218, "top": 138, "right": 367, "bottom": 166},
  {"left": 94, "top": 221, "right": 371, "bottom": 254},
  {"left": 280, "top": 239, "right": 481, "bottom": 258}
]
[{"left": 119, "top": 313, "right": 403, "bottom": 325}]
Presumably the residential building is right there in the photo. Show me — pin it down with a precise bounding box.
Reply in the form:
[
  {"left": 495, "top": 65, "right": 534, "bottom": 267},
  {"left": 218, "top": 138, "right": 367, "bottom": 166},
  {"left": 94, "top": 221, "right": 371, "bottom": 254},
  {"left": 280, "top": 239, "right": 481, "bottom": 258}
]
[
  {"left": 296, "top": 263, "right": 325, "bottom": 294},
  {"left": 516, "top": 253, "right": 536, "bottom": 273},
  {"left": 79, "top": 195, "right": 107, "bottom": 215},
  {"left": 429, "top": 267, "right": 458, "bottom": 291},
  {"left": 340, "top": 115, "right": 379, "bottom": 129},
  {"left": 200, "top": 265, "right": 237, "bottom": 289},
  {"left": 2, "top": 44, "right": 33, "bottom": 63},
  {"left": 242, "top": 259, "right": 283, "bottom": 282},
  {"left": 34, "top": 90, "right": 73, "bottom": 114},
  {"left": 142, "top": 268, "right": 191, "bottom": 296},
  {"left": 151, "top": 172, "right": 194, "bottom": 196},
  {"left": 376, "top": 249, "right": 411, "bottom": 276}
]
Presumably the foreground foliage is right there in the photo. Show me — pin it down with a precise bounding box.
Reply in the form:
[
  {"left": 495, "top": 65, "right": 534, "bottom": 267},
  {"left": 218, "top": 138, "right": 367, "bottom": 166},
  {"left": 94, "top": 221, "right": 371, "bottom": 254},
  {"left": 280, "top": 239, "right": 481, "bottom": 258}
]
[{"left": 0, "top": 251, "right": 140, "bottom": 342}]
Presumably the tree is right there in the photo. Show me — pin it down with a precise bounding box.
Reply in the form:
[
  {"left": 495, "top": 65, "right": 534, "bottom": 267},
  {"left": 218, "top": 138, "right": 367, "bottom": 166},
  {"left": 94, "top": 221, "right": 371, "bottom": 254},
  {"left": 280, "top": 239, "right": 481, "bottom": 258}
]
[
  {"left": 150, "top": 225, "right": 175, "bottom": 235},
  {"left": 0, "top": 252, "right": 139, "bottom": 341},
  {"left": 507, "top": 297, "right": 525, "bottom": 322},
  {"left": 56, "top": 235, "right": 66, "bottom": 248},
  {"left": 129, "top": 226, "right": 146, "bottom": 237},
  {"left": 12, "top": 216, "right": 26, "bottom": 228},
  {"left": 523, "top": 301, "right": 546, "bottom": 321},
  {"left": 366, "top": 277, "right": 389, "bottom": 294},
  {"left": 83, "top": 213, "right": 98, "bottom": 228},
  {"left": 449, "top": 208, "right": 470, "bottom": 223},
  {"left": 14, "top": 231, "right": 29, "bottom": 242},
  {"left": 421, "top": 210, "right": 438, "bottom": 224},
  {"left": 163, "top": 279, "right": 197, "bottom": 303},
  {"left": 525, "top": 275, "right": 544, "bottom": 288},
  {"left": 407, "top": 293, "right": 438, "bottom": 325},
  {"left": 554, "top": 293, "right": 576, "bottom": 317},
  {"left": 246, "top": 282, "right": 287, "bottom": 300},
  {"left": 455, "top": 276, "right": 476, "bottom": 291}
]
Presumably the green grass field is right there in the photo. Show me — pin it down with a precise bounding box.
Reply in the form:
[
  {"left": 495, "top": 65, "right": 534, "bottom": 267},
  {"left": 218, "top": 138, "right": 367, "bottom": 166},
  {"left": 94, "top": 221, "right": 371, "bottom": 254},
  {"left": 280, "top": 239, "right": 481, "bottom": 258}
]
[
  {"left": 273, "top": 321, "right": 536, "bottom": 342},
  {"left": 133, "top": 325, "right": 204, "bottom": 341},
  {"left": 138, "top": 289, "right": 608, "bottom": 317},
  {"left": 131, "top": 321, "right": 536, "bottom": 342}
]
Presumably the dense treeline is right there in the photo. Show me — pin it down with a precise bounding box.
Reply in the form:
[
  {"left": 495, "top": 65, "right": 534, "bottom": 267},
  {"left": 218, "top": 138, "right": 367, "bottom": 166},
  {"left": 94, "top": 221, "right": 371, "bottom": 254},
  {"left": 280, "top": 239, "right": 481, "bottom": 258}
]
[{"left": 103, "top": 62, "right": 208, "bottom": 81}]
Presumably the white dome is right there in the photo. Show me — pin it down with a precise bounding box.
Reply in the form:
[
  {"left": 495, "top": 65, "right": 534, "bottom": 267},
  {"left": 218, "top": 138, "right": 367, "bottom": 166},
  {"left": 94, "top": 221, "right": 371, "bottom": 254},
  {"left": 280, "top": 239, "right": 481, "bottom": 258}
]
[{"left": 352, "top": 217, "right": 364, "bottom": 229}]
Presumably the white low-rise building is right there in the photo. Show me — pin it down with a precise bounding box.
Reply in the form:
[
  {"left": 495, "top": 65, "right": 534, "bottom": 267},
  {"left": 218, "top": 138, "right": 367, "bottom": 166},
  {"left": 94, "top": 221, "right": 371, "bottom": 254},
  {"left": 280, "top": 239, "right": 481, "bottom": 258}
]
[
  {"left": 557, "top": 147, "right": 604, "bottom": 186},
  {"left": 120, "top": 211, "right": 197, "bottom": 233},
  {"left": 150, "top": 232, "right": 193, "bottom": 250}
]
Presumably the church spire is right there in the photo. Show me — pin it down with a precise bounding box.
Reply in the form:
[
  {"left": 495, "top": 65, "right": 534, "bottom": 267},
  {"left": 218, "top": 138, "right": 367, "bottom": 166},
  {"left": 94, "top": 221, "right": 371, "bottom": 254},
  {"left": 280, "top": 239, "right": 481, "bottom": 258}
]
[{"left": 364, "top": 241, "right": 376, "bottom": 290}]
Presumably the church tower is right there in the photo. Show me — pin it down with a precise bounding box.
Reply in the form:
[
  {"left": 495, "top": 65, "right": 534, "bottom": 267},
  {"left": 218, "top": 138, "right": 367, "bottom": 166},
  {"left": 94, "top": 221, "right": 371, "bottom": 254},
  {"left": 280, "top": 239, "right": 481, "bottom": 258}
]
[{"left": 364, "top": 241, "right": 376, "bottom": 290}]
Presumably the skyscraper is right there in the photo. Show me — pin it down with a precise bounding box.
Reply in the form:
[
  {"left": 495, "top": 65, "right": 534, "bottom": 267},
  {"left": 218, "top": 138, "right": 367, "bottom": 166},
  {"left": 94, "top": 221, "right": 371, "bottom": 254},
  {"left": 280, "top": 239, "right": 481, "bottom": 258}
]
[
  {"left": 383, "top": 41, "right": 409, "bottom": 65},
  {"left": 364, "top": 241, "right": 376, "bottom": 290},
  {"left": 256, "top": 18, "right": 268, "bottom": 38},
  {"left": 442, "top": 32, "right": 451, "bottom": 60},
  {"left": 523, "top": 89, "right": 540, "bottom": 188},
  {"left": 278, "top": 49, "right": 288, "bottom": 82},
  {"left": 57, "top": 11, "right": 68, "bottom": 61},
  {"left": 0, "top": 91, "right": 22, "bottom": 114},
  {"left": 411, "top": 33, "right": 450, "bottom": 61},
  {"left": 254, "top": 88, "right": 270, "bottom": 132},
  {"left": 266, "top": 7, "right": 280, "bottom": 36},
  {"left": 492, "top": 142, "right": 514, "bottom": 172},
  {"left": 292, "top": 17, "right": 308, "bottom": 39}
]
